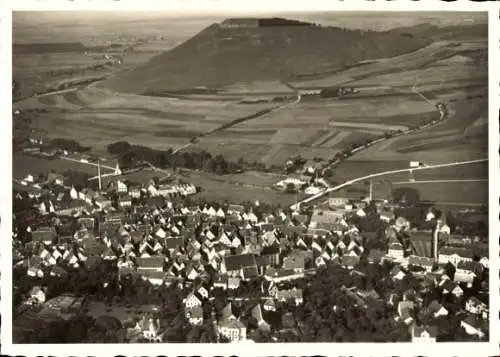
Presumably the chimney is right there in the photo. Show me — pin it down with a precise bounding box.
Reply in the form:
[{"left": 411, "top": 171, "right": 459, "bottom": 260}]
[
  {"left": 432, "top": 221, "right": 440, "bottom": 261},
  {"left": 97, "top": 159, "right": 102, "bottom": 192}
]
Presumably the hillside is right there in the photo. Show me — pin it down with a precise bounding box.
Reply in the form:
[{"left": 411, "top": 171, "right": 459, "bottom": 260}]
[{"left": 103, "top": 18, "right": 434, "bottom": 94}]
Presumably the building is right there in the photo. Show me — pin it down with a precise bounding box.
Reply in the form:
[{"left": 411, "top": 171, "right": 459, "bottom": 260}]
[
  {"left": 409, "top": 231, "right": 437, "bottom": 260},
  {"left": 222, "top": 254, "right": 257, "bottom": 277},
  {"left": 465, "top": 297, "right": 488, "bottom": 318},
  {"left": 460, "top": 315, "right": 486, "bottom": 338},
  {"left": 438, "top": 246, "right": 473, "bottom": 266},
  {"left": 218, "top": 318, "right": 247, "bottom": 342},
  {"left": 134, "top": 315, "right": 163, "bottom": 342},
  {"left": 184, "top": 292, "right": 203, "bottom": 309},
  {"left": 411, "top": 325, "right": 437, "bottom": 343},
  {"left": 186, "top": 306, "right": 204, "bottom": 325},
  {"left": 28, "top": 286, "right": 46, "bottom": 304},
  {"left": 387, "top": 242, "right": 404, "bottom": 260}
]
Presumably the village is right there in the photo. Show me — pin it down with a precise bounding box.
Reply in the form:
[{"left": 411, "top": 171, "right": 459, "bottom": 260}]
[{"left": 12, "top": 149, "right": 490, "bottom": 343}]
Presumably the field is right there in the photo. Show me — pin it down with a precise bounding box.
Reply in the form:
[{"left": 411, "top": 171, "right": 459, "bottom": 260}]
[
  {"left": 13, "top": 14, "right": 488, "bottom": 207},
  {"left": 12, "top": 153, "right": 107, "bottom": 179}
]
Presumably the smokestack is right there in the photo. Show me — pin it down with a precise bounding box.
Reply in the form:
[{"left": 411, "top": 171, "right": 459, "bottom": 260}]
[
  {"left": 369, "top": 180, "right": 373, "bottom": 202},
  {"left": 97, "top": 159, "right": 102, "bottom": 192},
  {"left": 432, "top": 220, "right": 440, "bottom": 261}
]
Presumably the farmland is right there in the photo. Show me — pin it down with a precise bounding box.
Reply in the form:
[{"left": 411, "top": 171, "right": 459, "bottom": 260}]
[{"left": 13, "top": 13, "right": 488, "bottom": 207}]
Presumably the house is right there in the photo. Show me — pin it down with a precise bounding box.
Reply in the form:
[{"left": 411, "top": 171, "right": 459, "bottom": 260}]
[
  {"left": 460, "top": 315, "right": 486, "bottom": 338},
  {"left": 465, "top": 297, "right": 488, "bottom": 317},
  {"left": 213, "top": 276, "right": 228, "bottom": 290},
  {"left": 222, "top": 254, "right": 257, "bottom": 277},
  {"left": 387, "top": 242, "right": 404, "bottom": 260},
  {"left": 27, "top": 265, "right": 44, "bottom": 278},
  {"left": 185, "top": 306, "right": 204, "bottom": 325},
  {"left": 118, "top": 195, "right": 133, "bottom": 208},
  {"left": 183, "top": 292, "right": 203, "bottom": 308},
  {"left": 141, "top": 270, "right": 165, "bottom": 286},
  {"left": 28, "top": 286, "right": 46, "bottom": 304},
  {"left": 408, "top": 255, "right": 434, "bottom": 272},
  {"left": 341, "top": 255, "right": 360, "bottom": 269},
  {"left": 412, "top": 325, "right": 437, "bottom": 343},
  {"left": 134, "top": 315, "right": 163, "bottom": 342},
  {"left": 50, "top": 265, "right": 68, "bottom": 278},
  {"left": 263, "top": 299, "right": 276, "bottom": 312},
  {"left": 396, "top": 300, "right": 415, "bottom": 325},
  {"left": 48, "top": 173, "right": 64, "bottom": 186},
  {"left": 218, "top": 318, "right": 247, "bottom": 342},
  {"left": 455, "top": 261, "right": 483, "bottom": 283},
  {"left": 438, "top": 246, "right": 473, "bottom": 266},
  {"left": 115, "top": 180, "right": 128, "bottom": 193},
  {"left": 390, "top": 266, "right": 406, "bottom": 281},
  {"left": 282, "top": 255, "right": 305, "bottom": 273},
  {"left": 228, "top": 277, "right": 241, "bottom": 290},
  {"left": 32, "top": 227, "right": 56, "bottom": 246},
  {"left": 251, "top": 304, "right": 270, "bottom": 332},
  {"left": 425, "top": 300, "right": 448, "bottom": 318},
  {"left": 129, "top": 187, "right": 142, "bottom": 199},
  {"left": 367, "top": 249, "right": 385, "bottom": 264},
  {"left": 77, "top": 217, "right": 95, "bottom": 231},
  {"left": 95, "top": 195, "right": 112, "bottom": 209},
  {"left": 136, "top": 256, "right": 164, "bottom": 273},
  {"left": 441, "top": 280, "right": 463, "bottom": 298},
  {"left": 276, "top": 288, "right": 303, "bottom": 306}
]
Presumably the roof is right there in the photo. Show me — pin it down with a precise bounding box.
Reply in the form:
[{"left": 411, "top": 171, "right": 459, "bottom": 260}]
[
  {"left": 410, "top": 232, "right": 434, "bottom": 258},
  {"left": 426, "top": 300, "right": 445, "bottom": 313},
  {"left": 367, "top": 249, "right": 385, "bottom": 262},
  {"left": 136, "top": 256, "right": 165, "bottom": 269},
  {"left": 165, "top": 238, "right": 183, "bottom": 250},
  {"left": 186, "top": 306, "right": 203, "bottom": 319},
  {"left": 462, "top": 314, "right": 485, "bottom": 330},
  {"left": 388, "top": 242, "right": 404, "bottom": 250},
  {"left": 413, "top": 325, "right": 437, "bottom": 338},
  {"left": 277, "top": 288, "right": 303, "bottom": 300},
  {"left": 242, "top": 266, "right": 259, "bottom": 280},
  {"left": 283, "top": 255, "right": 305, "bottom": 270},
  {"left": 342, "top": 255, "right": 360, "bottom": 266},
  {"left": 439, "top": 246, "right": 473, "bottom": 258},
  {"left": 224, "top": 254, "right": 256, "bottom": 272},
  {"left": 408, "top": 255, "right": 434, "bottom": 267},
  {"left": 457, "top": 260, "right": 483, "bottom": 274}
]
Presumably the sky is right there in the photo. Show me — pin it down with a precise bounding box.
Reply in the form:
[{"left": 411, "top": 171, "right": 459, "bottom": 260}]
[{"left": 12, "top": 11, "right": 487, "bottom": 44}]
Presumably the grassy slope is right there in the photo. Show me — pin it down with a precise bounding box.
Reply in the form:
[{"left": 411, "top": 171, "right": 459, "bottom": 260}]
[{"left": 103, "top": 20, "right": 433, "bottom": 94}]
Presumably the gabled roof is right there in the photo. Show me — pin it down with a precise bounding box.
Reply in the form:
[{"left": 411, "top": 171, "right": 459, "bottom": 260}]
[
  {"left": 426, "top": 300, "right": 445, "bottom": 313},
  {"left": 283, "top": 255, "right": 305, "bottom": 270},
  {"left": 457, "top": 260, "right": 483, "bottom": 275},
  {"left": 242, "top": 266, "right": 259, "bottom": 280},
  {"left": 368, "top": 249, "right": 385, "bottom": 262},
  {"left": 462, "top": 314, "right": 485, "bottom": 330},
  {"left": 439, "top": 246, "right": 473, "bottom": 258},
  {"left": 408, "top": 255, "right": 434, "bottom": 267},
  {"left": 413, "top": 325, "right": 437, "bottom": 338},
  {"left": 136, "top": 256, "right": 165, "bottom": 269}
]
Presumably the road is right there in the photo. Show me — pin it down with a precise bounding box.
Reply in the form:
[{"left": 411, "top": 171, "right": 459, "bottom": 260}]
[
  {"left": 391, "top": 179, "right": 487, "bottom": 185},
  {"left": 290, "top": 158, "right": 487, "bottom": 210}
]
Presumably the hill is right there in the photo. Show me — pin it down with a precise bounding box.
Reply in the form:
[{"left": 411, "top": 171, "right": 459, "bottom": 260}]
[{"left": 103, "top": 17, "right": 434, "bottom": 94}]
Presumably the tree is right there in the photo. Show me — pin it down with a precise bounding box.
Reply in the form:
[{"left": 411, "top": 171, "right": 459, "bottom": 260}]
[
  {"left": 285, "top": 183, "right": 296, "bottom": 194},
  {"left": 107, "top": 141, "right": 131, "bottom": 155},
  {"left": 391, "top": 187, "right": 421, "bottom": 205}
]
